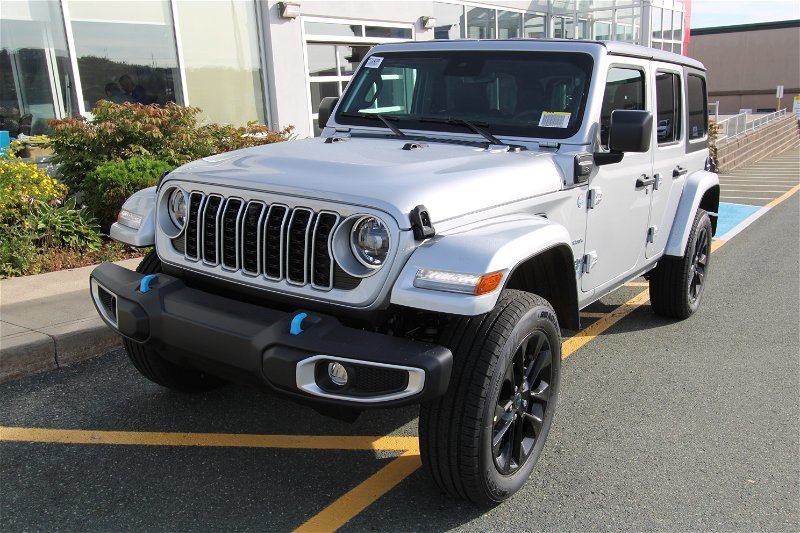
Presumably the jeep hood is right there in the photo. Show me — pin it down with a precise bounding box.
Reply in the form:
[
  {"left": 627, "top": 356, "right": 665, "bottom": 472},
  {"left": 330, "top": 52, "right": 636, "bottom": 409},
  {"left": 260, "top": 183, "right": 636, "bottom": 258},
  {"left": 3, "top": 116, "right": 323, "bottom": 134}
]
[{"left": 171, "top": 137, "right": 565, "bottom": 229}]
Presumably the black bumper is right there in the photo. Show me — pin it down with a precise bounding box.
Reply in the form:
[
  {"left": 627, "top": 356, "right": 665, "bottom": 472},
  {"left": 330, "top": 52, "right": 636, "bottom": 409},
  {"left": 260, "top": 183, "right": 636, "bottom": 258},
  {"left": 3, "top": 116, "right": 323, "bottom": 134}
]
[{"left": 89, "top": 262, "right": 452, "bottom": 408}]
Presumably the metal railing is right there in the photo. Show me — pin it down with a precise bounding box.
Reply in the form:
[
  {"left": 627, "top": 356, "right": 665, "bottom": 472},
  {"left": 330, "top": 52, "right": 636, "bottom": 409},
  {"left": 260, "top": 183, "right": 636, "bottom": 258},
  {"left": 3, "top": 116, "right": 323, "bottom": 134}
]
[{"left": 715, "top": 109, "right": 787, "bottom": 142}]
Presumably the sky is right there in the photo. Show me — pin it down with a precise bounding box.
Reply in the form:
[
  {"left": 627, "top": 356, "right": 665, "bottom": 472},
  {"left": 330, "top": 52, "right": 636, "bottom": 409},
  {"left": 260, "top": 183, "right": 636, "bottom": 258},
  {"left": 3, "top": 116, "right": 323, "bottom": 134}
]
[{"left": 690, "top": 0, "right": 800, "bottom": 29}]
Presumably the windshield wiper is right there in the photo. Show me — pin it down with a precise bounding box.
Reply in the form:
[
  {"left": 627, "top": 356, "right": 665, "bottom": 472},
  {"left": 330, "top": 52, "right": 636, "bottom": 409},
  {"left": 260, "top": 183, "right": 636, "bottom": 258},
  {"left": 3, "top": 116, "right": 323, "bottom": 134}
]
[
  {"left": 338, "top": 112, "right": 407, "bottom": 138},
  {"left": 419, "top": 116, "right": 504, "bottom": 146}
]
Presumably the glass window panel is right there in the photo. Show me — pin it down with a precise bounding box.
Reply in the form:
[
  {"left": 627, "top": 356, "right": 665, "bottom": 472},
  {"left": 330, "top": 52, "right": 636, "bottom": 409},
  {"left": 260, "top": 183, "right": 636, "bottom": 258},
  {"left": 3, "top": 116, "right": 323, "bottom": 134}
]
[
  {"left": 68, "top": 0, "right": 169, "bottom": 24},
  {"left": 304, "top": 21, "right": 362, "bottom": 37},
  {"left": 651, "top": 7, "right": 662, "bottom": 39},
  {"left": 310, "top": 81, "right": 339, "bottom": 113},
  {"left": 591, "top": 10, "right": 613, "bottom": 40},
  {"left": 550, "top": 0, "right": 576, "bottom": 14},
  {"left": 523, "top": 13, "right": 546, "bottom": 39},
  {"left": 553, "top": 16, "right": 564, "bottom": 38},
  {"left": 578, "top": 0, "right": 613, "bottom": 8},
  {"left": 358, "top": 66, "right": 417, "bottom": 113},
  {"left": 498, "top": 11, "right": 522, "bottom": 39},
  {"left": 467, "top": 7, "right": 496, "bottom": 39},
  {"left": 337, "top": 45, "right": 370, "bottom": 76},
  {"left": 307, "top": 44, "right": 337, "bottom": 77},
  {"left": 600, "top": 67, "right": 644, "bottom": 147},
  {"left": 364, "top": 26, "right": 412, "bottom": 39},
  {"left": 176, "top": 0, "right": 265, "bottom": 125},
  {"left": 576, "top": 18, "right": 590, "bottom": 39},
  {"left": 1, "top": 0, "right": 77, "bottom": 135},
  {"left": 433, "top": 2, "right": 464, "bottom": 40},
  {"left": 687, "top": 74, "right": 707, "bottom": 140},
  {"left": 564, "top": 17, "right": 575, "bottom": 39},
  {"left": 615, "top": 8, "right": 638, "bottom": 42},
  {"left": 662, "top": 9, "right": 673, "bottom": 39},
  {"left": 673, "top": 10, "right": 683, "bottom": 40},
  {"left": 656, "top": 71, "right": 682, "bottom": 144},
  {"left": 69, "top": 0, "right": 182, "bottom": 111}
]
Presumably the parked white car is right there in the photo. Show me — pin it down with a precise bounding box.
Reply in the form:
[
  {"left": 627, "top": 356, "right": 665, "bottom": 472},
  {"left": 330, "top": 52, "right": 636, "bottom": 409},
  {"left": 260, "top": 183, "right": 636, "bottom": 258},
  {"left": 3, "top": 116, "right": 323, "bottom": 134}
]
[{"left": 92, "top": 39, "right": 719, "bottom": 505}]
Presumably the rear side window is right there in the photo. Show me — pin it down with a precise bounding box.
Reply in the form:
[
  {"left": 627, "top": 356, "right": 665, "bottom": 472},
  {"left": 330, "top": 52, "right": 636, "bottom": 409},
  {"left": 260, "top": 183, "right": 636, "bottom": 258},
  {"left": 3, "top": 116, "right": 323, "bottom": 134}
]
[
  {"left": 656, "top": 72, "right": 682, "bottom": 145},
  {"left": 687, "top": 74, "right": 708, "bottom": 140},
  {"left": 600, "top": 67, "right": 645, "bottom": 148}
]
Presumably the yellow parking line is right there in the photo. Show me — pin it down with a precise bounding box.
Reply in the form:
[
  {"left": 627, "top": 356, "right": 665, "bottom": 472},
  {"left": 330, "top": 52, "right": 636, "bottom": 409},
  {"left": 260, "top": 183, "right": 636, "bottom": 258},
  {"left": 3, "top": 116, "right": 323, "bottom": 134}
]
[
  {"left": 0, "top": 426, "right": 419, "bottom": 452},
  {"left": 625, "top": 281, "right": 649, "bottom": 287},
  {"left": 765, "top": 184, "right": 800, "bottom": 208},
  {"left": 579, "top": 311, "right": 607, "bottom": 318},
  {"left": 718, "top": 184, "right": 795, "bottom": 188},
  {"left": 723, "top": 189, "right": 789, "bottom": 193},
  {"left": 294, "top": 450, "right": 421, "bottom": 533},
  {"left": 719, "top": 196, "right": 775, "bottom": 200}
]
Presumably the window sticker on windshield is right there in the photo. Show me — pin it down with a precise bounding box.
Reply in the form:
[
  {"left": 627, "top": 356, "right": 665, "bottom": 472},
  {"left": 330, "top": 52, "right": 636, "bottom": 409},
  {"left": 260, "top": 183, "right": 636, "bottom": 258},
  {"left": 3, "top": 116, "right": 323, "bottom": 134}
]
[
  {"left": 539, "top": 112, "right": 571, "bottom": 128},
  {"left": 365, "top": 56, "right": 384, "bottom": 68}
]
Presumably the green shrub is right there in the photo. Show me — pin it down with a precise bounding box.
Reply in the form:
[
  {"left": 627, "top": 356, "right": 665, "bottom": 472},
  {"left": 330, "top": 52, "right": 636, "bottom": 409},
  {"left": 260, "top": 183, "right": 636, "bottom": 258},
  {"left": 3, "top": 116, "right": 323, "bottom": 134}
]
[
  {"left": 0, "top": 229, "right": 38, "bottom": 278},
  {"left": 27, "top": 197, "right": 102, "bottom": 251},
  {"left": 83, "top": 157, "right": 173, "bottom": 230},
  {"left": 48, "top": 101, "right": 294, "bottom": 191}
]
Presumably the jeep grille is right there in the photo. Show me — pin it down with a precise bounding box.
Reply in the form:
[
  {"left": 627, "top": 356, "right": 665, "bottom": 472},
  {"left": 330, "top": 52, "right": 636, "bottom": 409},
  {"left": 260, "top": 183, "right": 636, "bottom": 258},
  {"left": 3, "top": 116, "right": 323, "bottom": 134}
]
[{"left": 179, "top": 192, "right": 348, "bottom": 291}]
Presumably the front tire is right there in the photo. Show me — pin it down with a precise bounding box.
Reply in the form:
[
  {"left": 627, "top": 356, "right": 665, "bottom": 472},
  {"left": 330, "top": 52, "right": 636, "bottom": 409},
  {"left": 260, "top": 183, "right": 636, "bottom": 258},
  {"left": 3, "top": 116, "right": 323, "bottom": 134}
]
[
  {"left": 419, "top": 290, "right": 561, "bottom": 505},
  {"left": 649, "top": 209, "right": 712, "bottom": 319},
  {"left": 123, "top": 251, "right": 223, "bottom": 392}
]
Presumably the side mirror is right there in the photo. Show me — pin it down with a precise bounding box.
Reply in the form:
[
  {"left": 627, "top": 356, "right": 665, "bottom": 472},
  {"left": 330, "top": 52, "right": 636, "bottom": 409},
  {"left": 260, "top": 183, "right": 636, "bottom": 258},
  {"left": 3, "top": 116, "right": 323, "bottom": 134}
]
[
  {"left": 318, "top": 97, "right": 339, "bottom": 130},
  {"left": 594, "top": 110, "right": 653, "bottom": 166}
]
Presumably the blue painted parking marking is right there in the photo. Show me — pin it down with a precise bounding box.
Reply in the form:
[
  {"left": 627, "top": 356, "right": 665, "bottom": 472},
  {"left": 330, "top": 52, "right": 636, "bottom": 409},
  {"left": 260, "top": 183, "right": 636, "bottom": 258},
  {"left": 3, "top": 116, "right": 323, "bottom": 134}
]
[{"left": 716, "top": 202, "right": 761, "bottom": 239}]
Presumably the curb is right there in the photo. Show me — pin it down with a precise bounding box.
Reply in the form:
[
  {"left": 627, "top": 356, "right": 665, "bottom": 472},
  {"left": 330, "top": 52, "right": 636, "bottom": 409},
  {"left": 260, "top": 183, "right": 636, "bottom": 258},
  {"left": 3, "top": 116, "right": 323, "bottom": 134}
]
[{"left": 0, "top": 322, "right": 121, "bottom": 384}]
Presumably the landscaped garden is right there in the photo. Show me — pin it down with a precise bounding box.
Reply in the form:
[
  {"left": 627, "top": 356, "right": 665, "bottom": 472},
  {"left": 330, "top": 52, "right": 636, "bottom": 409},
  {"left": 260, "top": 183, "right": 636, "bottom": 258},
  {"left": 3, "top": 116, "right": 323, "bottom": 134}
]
[{"left": 0, "top": 102, "right": 293, "bottom": 278}]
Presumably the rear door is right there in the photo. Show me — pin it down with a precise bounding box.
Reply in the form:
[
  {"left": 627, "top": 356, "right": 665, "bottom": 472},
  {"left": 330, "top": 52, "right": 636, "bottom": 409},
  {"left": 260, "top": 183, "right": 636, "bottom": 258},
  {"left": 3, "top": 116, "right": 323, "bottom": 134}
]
[
  {"left": 647, "top": 64, "right": 686, "bottom": 258},
  {"left": 582, "top": 61, "right": 653, "bottom": 292}
]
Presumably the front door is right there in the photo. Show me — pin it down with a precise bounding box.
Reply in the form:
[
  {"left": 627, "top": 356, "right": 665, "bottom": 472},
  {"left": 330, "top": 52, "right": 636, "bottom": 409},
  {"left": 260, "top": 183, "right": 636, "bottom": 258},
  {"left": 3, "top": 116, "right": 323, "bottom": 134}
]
[{"left": 582, "top": 63, "right": 653, "bottom": 292}]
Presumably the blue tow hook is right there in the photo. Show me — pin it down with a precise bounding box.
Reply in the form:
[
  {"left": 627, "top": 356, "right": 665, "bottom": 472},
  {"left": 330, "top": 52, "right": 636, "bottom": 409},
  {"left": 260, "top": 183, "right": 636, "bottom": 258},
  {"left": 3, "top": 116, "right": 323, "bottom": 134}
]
[
  {"left": 290, "top": 313, "right": 308, "bottom": 335},
  {"left": 139, "top": 274, "right": 157, "bottom": 293}
]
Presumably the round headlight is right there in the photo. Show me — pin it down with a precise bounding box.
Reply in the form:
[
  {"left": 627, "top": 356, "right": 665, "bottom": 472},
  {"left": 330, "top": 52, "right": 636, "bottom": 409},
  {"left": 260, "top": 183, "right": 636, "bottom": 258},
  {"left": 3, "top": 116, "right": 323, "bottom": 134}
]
[
  {"left": 168, "top": 188, "right": 187, "bottom": 228},
  {"left": 350, "top": 216, "right": 390, "bottom": 268}
]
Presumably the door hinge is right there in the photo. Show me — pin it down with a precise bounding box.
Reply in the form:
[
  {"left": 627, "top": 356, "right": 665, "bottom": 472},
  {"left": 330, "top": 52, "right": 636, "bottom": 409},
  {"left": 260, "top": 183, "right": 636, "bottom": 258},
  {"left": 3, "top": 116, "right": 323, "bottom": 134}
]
[
  {"left": 647, "top": 225, "right": 658, "bottom": 243},
  {"left": 582, "top": 251, "right": 598, "bottom": 274},
  {"left": 587, "top": 188, "right": 603, "bottom": 209},
  {"left": 653, "top": 173, "right": 663, "bottom": 191}
]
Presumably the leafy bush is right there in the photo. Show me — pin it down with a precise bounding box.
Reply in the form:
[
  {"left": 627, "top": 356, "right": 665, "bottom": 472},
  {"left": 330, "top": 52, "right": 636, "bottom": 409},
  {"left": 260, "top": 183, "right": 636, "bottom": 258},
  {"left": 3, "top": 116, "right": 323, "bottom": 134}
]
[
  {"left": 48, "top": 101, "right": 294, "bottom": 190},
  {"left": 83, "top": 157, "right": 173, "bottom": 230},
  {"left": 0, "top": 149, "right": 68, "bottom": 235},
  {"left": 0, "top": 230, "right": 39, "bottom": 278},
  {"left": 27, "top": 197, "right": 102, "bottom": 251}
]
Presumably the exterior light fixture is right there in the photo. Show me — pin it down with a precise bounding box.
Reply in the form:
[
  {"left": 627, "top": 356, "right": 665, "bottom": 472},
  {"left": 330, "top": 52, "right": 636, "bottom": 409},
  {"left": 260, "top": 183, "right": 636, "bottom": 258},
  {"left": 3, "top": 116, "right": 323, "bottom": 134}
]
[
  {"left": 421, "top": 16, "right": 437, "bottom": 30},
  {"left": 279, "top": 2, "right": 300, "bottom": 18}
]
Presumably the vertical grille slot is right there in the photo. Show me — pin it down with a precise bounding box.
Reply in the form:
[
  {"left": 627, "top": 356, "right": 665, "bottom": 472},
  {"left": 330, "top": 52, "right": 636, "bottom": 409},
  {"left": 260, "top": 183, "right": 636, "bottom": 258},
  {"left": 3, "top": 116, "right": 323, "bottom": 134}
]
[
  {"left": 185, "top": 192, "right": 205, "bottom": 261},
  {"left": 241, "top": 201, "right": 266, "bottom": 275},
  {"left": 221, "top": 198, "right": 244, "bottom": 270},
  {"left": 286, "top": 208, "right": 314, "bottom": 285},
  {"left": 263, "top": 205, "right": 288, "bottom": 280},
  {"left": 202, "top": 195, "right": 223, "bottom": 265},
  {"left": 311, "top": 212, "right": 340, "bottom": 290}
]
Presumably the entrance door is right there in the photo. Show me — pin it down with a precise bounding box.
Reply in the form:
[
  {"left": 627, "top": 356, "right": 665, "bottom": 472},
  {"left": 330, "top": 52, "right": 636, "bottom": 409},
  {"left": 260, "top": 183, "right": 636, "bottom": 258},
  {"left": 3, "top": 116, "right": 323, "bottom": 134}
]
[{"left": 582, "top": 64, "right": 653, "bottom": 292}]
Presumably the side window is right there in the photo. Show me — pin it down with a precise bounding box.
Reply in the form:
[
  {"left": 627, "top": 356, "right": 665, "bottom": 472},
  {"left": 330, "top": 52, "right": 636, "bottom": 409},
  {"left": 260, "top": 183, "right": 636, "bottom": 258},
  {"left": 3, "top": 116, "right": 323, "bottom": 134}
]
[
  {"left": 687, "top": 74, "right": 708, "bottom": 140},
  {"left": 359, "top": 66, "right": 417, "bottom": 114},
  {"left": 656, "top": 72, "right": 682, "bottom": 144},
  {"left": 600, "top": 67, "right": 645, "bottom": 148}
]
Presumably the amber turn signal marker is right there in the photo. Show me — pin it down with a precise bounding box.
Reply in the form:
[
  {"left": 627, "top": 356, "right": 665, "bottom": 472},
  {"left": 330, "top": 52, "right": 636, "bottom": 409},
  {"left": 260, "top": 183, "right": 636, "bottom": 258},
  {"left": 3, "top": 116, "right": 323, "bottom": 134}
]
[{"left": 474, "top": 271, "right": 503, "bottom": 295}]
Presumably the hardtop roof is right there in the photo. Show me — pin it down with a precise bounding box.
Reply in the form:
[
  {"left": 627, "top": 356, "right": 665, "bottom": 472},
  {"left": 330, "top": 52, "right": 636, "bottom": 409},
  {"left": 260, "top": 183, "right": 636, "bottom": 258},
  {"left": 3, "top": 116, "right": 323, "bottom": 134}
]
[{"left": 371, "top": 39, "right": 705, "bottom": 72}]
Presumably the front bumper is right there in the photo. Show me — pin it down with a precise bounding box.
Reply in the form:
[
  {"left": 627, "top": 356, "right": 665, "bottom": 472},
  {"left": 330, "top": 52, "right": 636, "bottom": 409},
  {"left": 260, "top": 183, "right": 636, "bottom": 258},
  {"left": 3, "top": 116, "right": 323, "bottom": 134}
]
[{"left": 89, "top": 262, "right": 452, "bottom": 408}]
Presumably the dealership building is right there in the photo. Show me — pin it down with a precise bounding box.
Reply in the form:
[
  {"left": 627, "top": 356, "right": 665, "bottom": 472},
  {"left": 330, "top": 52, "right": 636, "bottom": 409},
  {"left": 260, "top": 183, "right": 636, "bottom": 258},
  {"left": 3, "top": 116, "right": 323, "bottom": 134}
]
[{"left": 1, "top": 0, "right": 690, "bottom": 138}]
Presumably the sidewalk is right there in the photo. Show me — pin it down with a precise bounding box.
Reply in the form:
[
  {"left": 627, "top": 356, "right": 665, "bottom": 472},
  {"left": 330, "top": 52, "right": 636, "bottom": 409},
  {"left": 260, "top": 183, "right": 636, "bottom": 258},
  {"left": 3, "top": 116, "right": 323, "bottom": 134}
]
[{"left": 0, "top": 258, "right": 141, "bottom": 383}]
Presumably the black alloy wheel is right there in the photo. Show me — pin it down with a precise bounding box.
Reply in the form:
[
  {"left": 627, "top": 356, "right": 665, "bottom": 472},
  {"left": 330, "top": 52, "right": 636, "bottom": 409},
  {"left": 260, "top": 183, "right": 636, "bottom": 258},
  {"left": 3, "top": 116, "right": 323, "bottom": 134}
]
[
  {"left": 492, "top": 330, "right": 552, "bottom": 475},
  {"left": 688, "top": 224, "right": 709, "bottom": 305}
]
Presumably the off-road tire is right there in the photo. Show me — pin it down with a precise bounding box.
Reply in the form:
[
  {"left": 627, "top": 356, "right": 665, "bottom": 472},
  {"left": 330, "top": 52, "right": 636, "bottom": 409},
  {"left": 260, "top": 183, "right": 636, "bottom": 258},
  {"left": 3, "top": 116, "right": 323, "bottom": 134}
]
[
  {"left": 123, "top": 250, "right": 223, "bottom": 392},
  {"left": 419, "top": 290, "right": 561, "bottom": 505},
  {"left": 649, "top": 209, "right": 712, "bottom": 319}
]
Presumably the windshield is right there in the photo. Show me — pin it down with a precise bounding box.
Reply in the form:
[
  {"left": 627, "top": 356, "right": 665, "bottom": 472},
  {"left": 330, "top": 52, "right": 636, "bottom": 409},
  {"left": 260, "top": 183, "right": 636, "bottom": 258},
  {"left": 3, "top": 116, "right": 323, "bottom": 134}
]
[{"left": 336, "top": 50, "right": 594, "bottom": 139}]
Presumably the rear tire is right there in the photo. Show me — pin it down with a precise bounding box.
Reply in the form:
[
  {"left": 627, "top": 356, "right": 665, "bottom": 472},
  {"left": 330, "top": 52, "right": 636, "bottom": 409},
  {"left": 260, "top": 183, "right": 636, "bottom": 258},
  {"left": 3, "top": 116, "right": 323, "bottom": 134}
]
[
  {"left": 123, "top": 251, "right": 223, "bottom": 392},
  {"left": 419, "top": 290, "right": 561, "bottom": 505},
  {"left": 649, "top": 209, "right": 712, "bottom": 319}
]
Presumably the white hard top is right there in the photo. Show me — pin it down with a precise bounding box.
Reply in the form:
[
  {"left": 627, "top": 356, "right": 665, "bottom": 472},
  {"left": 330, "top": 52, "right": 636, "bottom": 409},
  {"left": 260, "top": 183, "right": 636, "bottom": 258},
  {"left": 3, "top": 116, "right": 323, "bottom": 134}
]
[{"left": 369, "top": 39, "right": 706, "bottom": 72}]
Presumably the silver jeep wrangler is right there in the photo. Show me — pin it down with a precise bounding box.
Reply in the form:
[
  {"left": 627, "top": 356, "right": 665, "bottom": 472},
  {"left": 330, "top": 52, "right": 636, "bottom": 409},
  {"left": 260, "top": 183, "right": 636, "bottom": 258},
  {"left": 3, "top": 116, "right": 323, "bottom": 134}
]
[{"left": 91, "top": 39, "right": 719, "bottom": 505}]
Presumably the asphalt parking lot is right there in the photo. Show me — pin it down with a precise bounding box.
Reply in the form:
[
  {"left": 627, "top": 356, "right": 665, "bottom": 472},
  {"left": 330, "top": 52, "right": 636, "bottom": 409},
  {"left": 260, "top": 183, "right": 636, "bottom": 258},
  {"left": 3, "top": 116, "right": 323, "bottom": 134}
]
[{"left": 1, "top": 161, "right": 798, "bottom": 531}]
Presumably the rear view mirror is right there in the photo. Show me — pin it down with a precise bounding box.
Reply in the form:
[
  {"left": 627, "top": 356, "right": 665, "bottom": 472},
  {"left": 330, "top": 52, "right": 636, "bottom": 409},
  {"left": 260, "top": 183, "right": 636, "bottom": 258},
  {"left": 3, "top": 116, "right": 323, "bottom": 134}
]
[{"left": 318, "top": 97, "right": 339, "bottom": 130}]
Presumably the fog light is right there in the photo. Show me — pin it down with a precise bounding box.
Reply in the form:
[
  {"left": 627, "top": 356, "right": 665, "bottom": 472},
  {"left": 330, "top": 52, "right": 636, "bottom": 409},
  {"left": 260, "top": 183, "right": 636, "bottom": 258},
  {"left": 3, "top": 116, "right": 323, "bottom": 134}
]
[{"left": 328, "top": 362, "right": 349, "bottom": 386}]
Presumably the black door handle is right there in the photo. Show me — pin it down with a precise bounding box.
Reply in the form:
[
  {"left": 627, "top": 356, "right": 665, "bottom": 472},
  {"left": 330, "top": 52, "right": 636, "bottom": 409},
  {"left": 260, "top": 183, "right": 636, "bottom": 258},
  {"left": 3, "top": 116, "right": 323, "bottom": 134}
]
[
  {"left": 673, "top": 165, "right": 688, "bottom": 178},
  {"left": 636, "top": 175, "right": 656, "bottom": 188}
]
